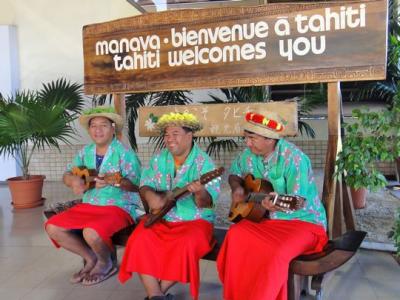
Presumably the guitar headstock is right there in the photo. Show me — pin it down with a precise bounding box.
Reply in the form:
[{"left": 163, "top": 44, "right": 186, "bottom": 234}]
[
  {"left": 199, "top": 167, "right": 225, "bottom": 185},
  {"left": 274, "top": 195, "right": 305, "bottom": 211}
]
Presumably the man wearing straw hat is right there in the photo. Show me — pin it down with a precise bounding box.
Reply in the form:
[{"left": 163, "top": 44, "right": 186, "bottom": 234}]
[
  {"left": 119, "top": 112, "right": 221, "bottom": 300},
  {"left": 45, "top": 106, "right": 141, "bottom": 286},
  {"left": 217, "top": 111, "right": 328, "bottom": 300}
]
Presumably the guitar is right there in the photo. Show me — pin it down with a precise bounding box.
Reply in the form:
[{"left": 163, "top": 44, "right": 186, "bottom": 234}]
[
  {"left": 71, "top": 166, "right": 122, "bottom": 190},
  {"left": 144, "top": 167, "right": 225, "bottom": 228},
  {"left": 228, "top": 174, "right": 305, "bottom": 223}
]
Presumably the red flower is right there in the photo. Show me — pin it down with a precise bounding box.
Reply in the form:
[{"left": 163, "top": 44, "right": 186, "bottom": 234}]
[
  {"left": 245, "top": 112, "right": 252, "bottom": 121},
  {"left": 245, "top": 112, "right": 284, "bottom": 132},
  {"left": 268, "top": 120, "right": 278, "bottom": 129}
]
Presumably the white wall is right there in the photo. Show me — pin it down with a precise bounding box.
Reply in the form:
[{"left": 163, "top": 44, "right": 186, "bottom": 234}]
[{"left": 1, "top": 0, "right": 140, "bottom": 90}]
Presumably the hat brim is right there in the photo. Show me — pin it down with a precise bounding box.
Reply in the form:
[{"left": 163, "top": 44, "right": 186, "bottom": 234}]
[
  {"left": 244, "top": 122, "right": 280, "bottom": 139},
  {"left": 79, "top": 112, "right": 124, "bottom": 133}
]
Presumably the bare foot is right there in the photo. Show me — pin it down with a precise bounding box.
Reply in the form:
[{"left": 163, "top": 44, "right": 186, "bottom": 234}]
[
  {"left": 81, "top": 257, "right": 117, "bottom": 286},
  {"left": 88, "top": 257, "right": 113, "bottom": 277},
  {"left": 70, "top": 256, "right": 97, "bottom": 284}
]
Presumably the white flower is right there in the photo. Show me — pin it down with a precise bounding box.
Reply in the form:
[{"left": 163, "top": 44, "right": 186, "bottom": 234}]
[{"left": 145, "top": 118, "right": 156, "bottom": 131}]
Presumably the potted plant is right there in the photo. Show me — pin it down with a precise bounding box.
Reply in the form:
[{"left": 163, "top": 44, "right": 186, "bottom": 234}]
[
  {"left": 0, "top": 78, "right": 84, "bottom": 208},
  {"left": 335, "top": 102, "right": 400, "bottom": 209}
]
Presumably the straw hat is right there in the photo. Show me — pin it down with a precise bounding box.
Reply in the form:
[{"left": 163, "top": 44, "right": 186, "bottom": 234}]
[
  {"left": 155, "top": 112, "right": 203, "bottom": 133},
  {"left": 79, "top": 106, "right": 124, "bottom": 133},
  {"left": 243, "top": 111, "right": 284, "bottom": 139}
]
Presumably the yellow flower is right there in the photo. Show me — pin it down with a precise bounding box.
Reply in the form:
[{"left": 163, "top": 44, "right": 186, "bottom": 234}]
[{"left": 155, "top": 112, "right": 202, "bottom": 133}]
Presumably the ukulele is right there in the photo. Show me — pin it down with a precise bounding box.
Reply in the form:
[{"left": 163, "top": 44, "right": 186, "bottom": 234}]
[
  {"left": 228, "top": 174, "right": 305, "bottom": 223},
  {"left": 144, "top": 167, "right": 225, "bottom": 228},
  {"left": 71, "top": 166, "right": 122, "bottom": 190}
]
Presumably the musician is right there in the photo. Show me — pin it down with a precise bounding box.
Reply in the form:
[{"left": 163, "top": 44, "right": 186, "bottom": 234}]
[
  {"left": 217, "top": 111, "right": 328, "bottom": 300},
  {"left": 119, "top": 112, "right": 221, "bottom": 300},
  {"left": 45, "top": 106, "right": 141, "bottom": 286}
]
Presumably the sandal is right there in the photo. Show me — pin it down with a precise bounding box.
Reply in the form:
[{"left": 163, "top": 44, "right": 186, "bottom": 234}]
[{"left": 81, "top": 266, "right": 118, "bottom": 286}]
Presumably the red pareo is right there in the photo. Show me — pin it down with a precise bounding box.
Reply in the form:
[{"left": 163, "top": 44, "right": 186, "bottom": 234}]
[
  {"left": 217, "top": 219, "right": 328, "bottom": 300},
  {"left": 45, "top": 203, "right": 134, "bottom": 250},
  {"left": 118, "top": 218, "right": 213, "bottom": 300}
]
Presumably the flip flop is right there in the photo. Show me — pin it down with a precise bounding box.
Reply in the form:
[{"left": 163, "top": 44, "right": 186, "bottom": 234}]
[{"left": 81, "top": 266, "right": 118, "bottom": 286}]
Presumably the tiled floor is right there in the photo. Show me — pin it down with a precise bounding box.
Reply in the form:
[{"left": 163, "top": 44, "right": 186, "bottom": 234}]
[{"left": 0, "top": 182, "right": 399, "bottom": 300}]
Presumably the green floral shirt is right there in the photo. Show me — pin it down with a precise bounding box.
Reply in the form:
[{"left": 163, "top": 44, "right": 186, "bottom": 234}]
[
  {"left": 140, "top": 143, "right": 221, "bottom": 223},
  {"left": 230, "top": 139, "right": 327, "bottom": 229},
  {"left": 67, "top": 138, "right": 141, "bottom": 219}
]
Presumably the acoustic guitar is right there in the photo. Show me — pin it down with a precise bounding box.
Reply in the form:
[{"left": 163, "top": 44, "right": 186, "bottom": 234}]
[
  {"left": 228, "top": 174, "right": 305, "bottom": 223},
  {"left": 71, "top": 166, "right": 122, "bottom": 190},
  {"left": 144, "top": 167, "right": 225, "bottom": 228}
]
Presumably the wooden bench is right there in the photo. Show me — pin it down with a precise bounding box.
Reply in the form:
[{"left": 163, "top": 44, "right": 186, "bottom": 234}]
[{"left": 44, "top": 202, "right": 365, "bottom": 299}]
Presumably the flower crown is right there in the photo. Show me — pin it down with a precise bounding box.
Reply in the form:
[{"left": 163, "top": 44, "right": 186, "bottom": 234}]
[
  {"left": 156, "top": 112, "right": 203, "bottom": 132},
  {"left": 82, "top": 106, "right": 116, "bottom": 115},
  {"left": 245, "top": 112, "right": 284, "bottom": 132}
]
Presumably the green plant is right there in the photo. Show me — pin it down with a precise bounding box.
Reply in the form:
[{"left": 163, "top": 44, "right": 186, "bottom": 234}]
[
  {"left": 335, "top": 101, "right": 400, "bottom": 190},
  {"left": 0, "top": 79, "right": 84, "bottom": 179}
]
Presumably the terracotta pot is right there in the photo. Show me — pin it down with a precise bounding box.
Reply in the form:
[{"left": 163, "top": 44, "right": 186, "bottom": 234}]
[
  {"left": 350, "top": 187, "right": 367, "bottom": 209},
  {"left": 7, "top": 175, "right": 46, "bottom": 209}
]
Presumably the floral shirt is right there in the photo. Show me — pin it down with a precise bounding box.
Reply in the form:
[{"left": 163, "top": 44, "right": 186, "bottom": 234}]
[
  {"left": 141, "top": 143, "right": 221, "bottom": 223},
  {"left": 66, "top": 138, "right": 141, "bottom": 219},
  {"left": 230, "top": 139, "right": 327, "bottom": 229}
]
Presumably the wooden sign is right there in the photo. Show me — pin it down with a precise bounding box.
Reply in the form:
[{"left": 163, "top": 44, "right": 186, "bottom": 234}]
[
  {"left": 83, "top": 0, "right": 387, "bottom": 94},
  {"left": 131, "top": 0, "right": 254, "bottom": 7},
  {"left": 138, "top": 101, "right": 297, "bottom": 137}
]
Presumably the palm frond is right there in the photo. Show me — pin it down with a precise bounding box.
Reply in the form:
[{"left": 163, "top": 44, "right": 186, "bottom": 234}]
[
  {"left": 91, "top": 94, "right": 113, "bottom": 106},
  {"left": 206, "top": 138, "right": 240, "bottom": 159},
  {"left": 125, "top": 92, "right": 152, "bottom": 151},
  {"left": 38, "top": 78, "right": 84, "bottom": 115},
  {"left": 389, "top": 0, "right": 400, "bottom": 35},
  {"left": 149, "top": 90, "right": 193, "bottom": 106},
  {"left": 208, "top": 86, "right": 270, "bottom": 104},
  {"left": 149, "top": 136, "right": 165, "bottom": 153},
  {"left": 298, "top": 120, "right": 316, "bottom": 139}
]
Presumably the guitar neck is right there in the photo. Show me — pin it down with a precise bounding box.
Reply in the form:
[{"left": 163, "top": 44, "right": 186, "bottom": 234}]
[
  {"left": 84, "top": 173, "right": 121, "bottom": 185},
  {"left": 246, "top": 192, "right": 273, "bottom": 203},
  {"left": 171, "top": 186, "right": 189, "bottom": 200},
  {"left": 85, "top": 175, "right": 98, "bottom": 182},
  {"left": 246, "top": 192, "right": 305, "bottom": 212}
]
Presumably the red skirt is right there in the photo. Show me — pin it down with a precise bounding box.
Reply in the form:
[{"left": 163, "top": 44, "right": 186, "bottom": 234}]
[
  {"left": 118, "top": 217, "right": 213, "bottom": 300},
  {"left": 217, "top": 219, "right": 328, "bottom": 300},
  {"left": 45, "top": 203, "right": 134, "bottom": 250}
]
